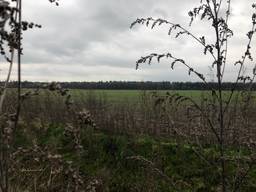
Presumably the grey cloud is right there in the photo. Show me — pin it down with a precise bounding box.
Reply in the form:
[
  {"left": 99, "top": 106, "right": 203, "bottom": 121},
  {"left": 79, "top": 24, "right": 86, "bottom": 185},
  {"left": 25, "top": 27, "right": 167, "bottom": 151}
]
[{"left": 1, "top": 0, "right": 255, "bottom": 82}]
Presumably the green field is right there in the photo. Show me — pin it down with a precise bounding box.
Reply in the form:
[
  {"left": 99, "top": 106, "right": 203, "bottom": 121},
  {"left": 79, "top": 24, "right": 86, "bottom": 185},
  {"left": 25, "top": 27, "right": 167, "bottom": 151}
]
[
  {"left": 71, "top": 89, "right": 211, "bottom": 101},
  {"left": 69, "top": 89, "right": 250, "bottom": 104}
]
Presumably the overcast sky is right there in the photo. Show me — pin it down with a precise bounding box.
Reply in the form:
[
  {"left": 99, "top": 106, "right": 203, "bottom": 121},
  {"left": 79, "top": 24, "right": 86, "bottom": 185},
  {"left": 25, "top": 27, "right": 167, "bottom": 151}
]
[{"left": 0, "top": 0, "right": 256, "bottom": 82}]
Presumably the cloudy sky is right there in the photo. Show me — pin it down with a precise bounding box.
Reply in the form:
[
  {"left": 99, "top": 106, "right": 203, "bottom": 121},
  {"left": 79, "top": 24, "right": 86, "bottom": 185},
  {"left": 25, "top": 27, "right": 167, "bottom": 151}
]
[{"left": 1, "top": 0, "right": 256, "bottom": 82}]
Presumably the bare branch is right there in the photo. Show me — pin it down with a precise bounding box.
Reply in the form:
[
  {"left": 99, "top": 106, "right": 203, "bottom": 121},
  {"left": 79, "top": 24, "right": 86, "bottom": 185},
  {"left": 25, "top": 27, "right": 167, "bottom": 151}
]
[{"left": 131, "top": 17, "right": 217, "bottom": 61}]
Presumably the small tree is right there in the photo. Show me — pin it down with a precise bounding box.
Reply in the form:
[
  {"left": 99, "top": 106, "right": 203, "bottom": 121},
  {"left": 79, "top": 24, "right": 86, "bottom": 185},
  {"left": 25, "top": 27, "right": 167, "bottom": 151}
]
[{"left": 131, "top": 0, "right": 256, "bottom": 191}]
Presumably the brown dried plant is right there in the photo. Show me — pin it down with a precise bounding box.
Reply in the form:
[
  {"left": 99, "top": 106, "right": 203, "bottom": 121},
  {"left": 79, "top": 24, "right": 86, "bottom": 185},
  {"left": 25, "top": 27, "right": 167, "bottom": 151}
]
[{"left": 131, "top": 0, "right": 256, "bottom": 191}]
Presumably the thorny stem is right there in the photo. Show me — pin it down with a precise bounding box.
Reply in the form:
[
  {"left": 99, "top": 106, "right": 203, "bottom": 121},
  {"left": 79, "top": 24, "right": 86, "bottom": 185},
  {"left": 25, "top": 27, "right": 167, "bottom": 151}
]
[
  {"left": 221, "top": 0, "right": 232, "bottom": 81},
  {"left": 212, "top": 0, "right": 226, "bottom": 191},
  {"left": 177, "top": 25, "right": 217, "bottom": 61},
  {"left": 132, "top": 17, "right": 217, "bottom": 61},
  {"left": 170, "top": 56, "right": 209, "bottom": 84},
  {"left": 137, "top": 53, "right": 209, "bottom": 85}
]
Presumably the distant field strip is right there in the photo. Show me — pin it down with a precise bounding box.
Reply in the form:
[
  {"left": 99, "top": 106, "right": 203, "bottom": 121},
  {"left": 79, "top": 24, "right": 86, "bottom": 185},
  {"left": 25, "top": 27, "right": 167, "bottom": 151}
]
[{"left": 70, "top": 89, "right": 251, "bottom": 103}]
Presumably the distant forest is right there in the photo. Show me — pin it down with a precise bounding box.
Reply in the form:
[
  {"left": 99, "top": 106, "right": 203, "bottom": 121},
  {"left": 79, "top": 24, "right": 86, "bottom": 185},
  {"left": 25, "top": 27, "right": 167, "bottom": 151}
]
[{"left": 3, "top": 81, "right": 256, "bottom": 90}]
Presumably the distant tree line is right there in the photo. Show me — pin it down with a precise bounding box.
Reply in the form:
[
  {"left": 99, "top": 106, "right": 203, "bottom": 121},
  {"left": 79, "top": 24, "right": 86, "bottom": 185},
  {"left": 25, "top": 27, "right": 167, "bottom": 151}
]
[{"left": 2, "top": 81, "right": 256, "bottom": 90}]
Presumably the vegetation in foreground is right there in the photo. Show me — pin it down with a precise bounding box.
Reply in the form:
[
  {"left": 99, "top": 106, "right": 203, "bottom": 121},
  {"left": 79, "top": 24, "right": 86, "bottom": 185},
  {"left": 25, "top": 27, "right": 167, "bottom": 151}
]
[
  {"left": 11, "top": 123, "right": 256, "bottom": 192},
  {"left": 0, "top": 87, "right": 254, "bottom": 191}
]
